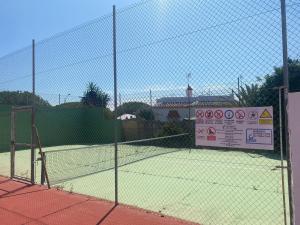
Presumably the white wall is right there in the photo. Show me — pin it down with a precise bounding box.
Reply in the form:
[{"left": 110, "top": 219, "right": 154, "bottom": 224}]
[{"left": 289, "top": 92, "right": 300, "bottom": 225}]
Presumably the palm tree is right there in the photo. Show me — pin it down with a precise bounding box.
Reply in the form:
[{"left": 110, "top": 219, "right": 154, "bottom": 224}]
[{"left": 236, "top": 84, "right": 260, "bottom": 106}]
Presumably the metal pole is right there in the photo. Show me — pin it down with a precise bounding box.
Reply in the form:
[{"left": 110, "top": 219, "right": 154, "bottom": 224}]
[
  {"left": 280, "top": 1, "right": 293, "bottom": 224},
  {"left": 64, "top": 94, "right": 70, "bottom": 103},
  {"left": 187, "top": 73, "right": 191, "bottom": 121},
  {"left": 31, "top": 39, "right": 36, "bottom": 184},
  {"left": 187, "top": 73, "right": 192, "bottom": 153},
  {"left": 188, "top": 94, "right": 191, "bottom": 120},
  {"left": 113, "top": 5, "right": 118, "bottom": 205},
  {"left": 188, "top": 89, "right": 191, "bottom": 149},
  {"left": 150, "top": 89, "right": 154, "bottom": 137},
  {"left": 238, "top": 77, "right": 240, "bottom": 94},
  {"left": 10, "top": 111, "right": 16, "bottom": 178},
  {"left": 279, "top": 87, "right": 288, "bottom": 225},
  {"left": 238, "top": 76, "right": 240, "bottom": 105},
  {"left": 150, "top": 89, "right": 153, "bottom": 107}
]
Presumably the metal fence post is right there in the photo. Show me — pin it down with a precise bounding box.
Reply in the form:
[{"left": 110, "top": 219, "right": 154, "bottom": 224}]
[
  {"left": 31, "top": 39, "right": 36, "bottom": 184},
  {"left": 113, "top": 5, "right": 119, "bottom": 205},
  {"left": 280, "top": 0, "right": 293, "bottom": 224},
  {"left": 10, "top": 111, "right": 16, "bottom": 178}
]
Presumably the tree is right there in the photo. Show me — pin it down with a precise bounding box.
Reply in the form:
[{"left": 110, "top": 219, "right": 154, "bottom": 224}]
[
  {"left": 117, "top": 102, "right": 149, "bottom": 115},
  {"left": 117, "top": 102, "right": 154, "bottom": 120},
  {"left": 236, "top": 84, "right": 260, "bottom": 106},
  {"left": 167, "top": 110, "right": 180, "bottom": 121},
  {"left": 259, "top": 59, "right": 300, "bottom": 106},
  {"left": 235, "top": 59, "right": 300, "bottom": 107},
  {"left": 259, "top": 59, "right": 300, "bottom": 154},
  {"left": 0, "top": 91, "right": 50, "bottom": 107},
  {"left": 137, "top": 108, "right": 155, "bottom": 121},
  {"left": 234, "top": 59, "right": 300, "bottom": 154},
  {"left": 158, "top": 122, "right": 184, "bottom": 136},
  {"left": 56, "top": 102, "right": 83, "bottom": 108},
  {"left": 81, "top": 82, "right": 110, "bottom": 108}
]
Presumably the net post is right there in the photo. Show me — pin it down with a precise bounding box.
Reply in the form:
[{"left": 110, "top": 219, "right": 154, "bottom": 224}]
[
  {"left": 34, "top": 125, "right": 50, "bottom": 188},
  {"left": 113, "top": 5, "right": 119, "bottom": 205},
  {"left": 31, "top": 39, "right": 36, "bottom": 184},
  {"left": 280, "top": 1, "right": 293, "bottom": 224},
  {"left": 41, "top": 152, "right": 45, "bottom": 185}
]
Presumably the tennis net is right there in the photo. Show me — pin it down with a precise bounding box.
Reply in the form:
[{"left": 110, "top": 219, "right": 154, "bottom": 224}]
[{"left": 44, "top": 133, "right": 190, "bottom": 184}]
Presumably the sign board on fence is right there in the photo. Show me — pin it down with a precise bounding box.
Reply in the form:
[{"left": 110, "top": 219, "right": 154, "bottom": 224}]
[{"left": 195, "top": 107, "right": 274, "bottom": 150}]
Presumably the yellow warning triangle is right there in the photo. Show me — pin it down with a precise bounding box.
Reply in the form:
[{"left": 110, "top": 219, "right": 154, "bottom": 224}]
[{"left": 260, "top": 109, "right": 272, "bottom": 118}]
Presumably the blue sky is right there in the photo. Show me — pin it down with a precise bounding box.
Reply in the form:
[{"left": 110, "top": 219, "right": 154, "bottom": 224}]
[
  {"left": 0, "top": 0, "right": 299, "bottom": 106},
  {"left": 0, "top": 0, "right": 140, "bottom": 57}
]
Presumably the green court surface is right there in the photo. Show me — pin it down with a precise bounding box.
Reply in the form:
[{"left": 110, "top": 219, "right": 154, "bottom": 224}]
[{"left": 0, "top": 146, "right": 289, "bottom": 225}]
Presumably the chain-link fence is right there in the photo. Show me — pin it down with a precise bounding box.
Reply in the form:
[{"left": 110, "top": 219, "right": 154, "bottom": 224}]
[{"left": 0, "top": 0, "right": 299, "bottom": 224}]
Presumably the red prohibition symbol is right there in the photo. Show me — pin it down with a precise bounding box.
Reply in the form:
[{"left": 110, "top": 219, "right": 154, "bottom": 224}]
[
  {"left": 207, "top": 127, "right": 216, "bottom": 135},
  {"left": 214, "top": 110, "right": 223, "bottom": 119},
  {"left": 196, "top": 110, "right": 204, "bottom": 118},
  {"left": 235, "top": 110, "right": 246, "bottom": 119},
  {"left": 205, "top": 110, "right": 214, "bottom": 119}
]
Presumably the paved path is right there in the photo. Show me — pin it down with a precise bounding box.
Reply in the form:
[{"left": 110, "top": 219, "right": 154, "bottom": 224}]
[{"left": 0, "top": 176, "right": 198, "bottom": 225}]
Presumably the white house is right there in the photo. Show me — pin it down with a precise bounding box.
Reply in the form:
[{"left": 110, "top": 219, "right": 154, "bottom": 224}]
[{"left": 117, "top": 114, "right": 136, "bottom": 120}]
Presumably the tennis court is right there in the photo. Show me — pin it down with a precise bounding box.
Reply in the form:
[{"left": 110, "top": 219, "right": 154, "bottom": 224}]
[{"left": 0, "top": 141, "right": 289, "bottom": 225}]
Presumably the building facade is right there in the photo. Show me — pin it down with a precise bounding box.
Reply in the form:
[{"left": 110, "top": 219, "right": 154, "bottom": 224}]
[{"left": 153, "top": 86, "right": 236, "bottom": 121}]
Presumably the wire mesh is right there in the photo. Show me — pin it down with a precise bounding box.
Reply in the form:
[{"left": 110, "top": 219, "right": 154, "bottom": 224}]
[
  {"left": 0, "top": 46, "right": 33, "bottom": 179},
  {"left": 115, "top": 0, "right": 294, "bottom": 224},
  {"left": 33, "top": 13, "right": 117, "bottom": 201},
  {"left": 0, "top": 0, "right": 299, "bottom": 224}
]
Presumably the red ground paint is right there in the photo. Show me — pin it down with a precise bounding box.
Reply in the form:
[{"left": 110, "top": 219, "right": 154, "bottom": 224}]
[{"left": 0, "top": 176, "right": 199, "bottom": 225}]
